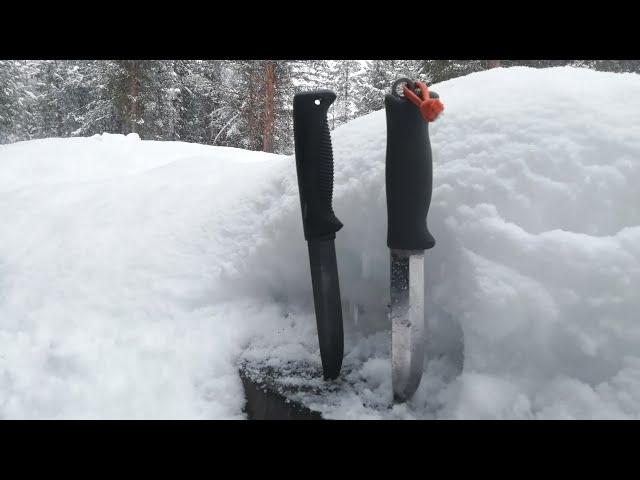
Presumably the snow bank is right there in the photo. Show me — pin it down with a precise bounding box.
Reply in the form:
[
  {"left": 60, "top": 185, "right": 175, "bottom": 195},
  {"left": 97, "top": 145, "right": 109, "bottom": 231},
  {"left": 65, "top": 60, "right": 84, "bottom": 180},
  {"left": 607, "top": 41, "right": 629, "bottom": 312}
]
[{"left": 1, "top": 67, "right": 639, "bottom": 418}]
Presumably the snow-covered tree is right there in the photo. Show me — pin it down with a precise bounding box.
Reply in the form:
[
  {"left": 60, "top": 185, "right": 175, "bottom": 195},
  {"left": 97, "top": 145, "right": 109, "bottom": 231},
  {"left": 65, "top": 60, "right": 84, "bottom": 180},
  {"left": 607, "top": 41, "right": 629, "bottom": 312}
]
[
  {"left": 172, "top": 60, "right": 226, "bottom": 144},
  {"left": 0, "top": 60, "right": 22, "bottom": 143},
  {"left": 0, "top": 60, "right": 37, "bottom": 143},
  {"left": 417, "top": 60, "right": 484, "bottom": 84},
  {"left": 226, "top": 60, "right": 294, "bottom": 153},
  {"left": 329, "top": 60, "right": 362, "bottom": 127},
  {"left": 354, "top": 60, "right": 422, "bottom": 117}
]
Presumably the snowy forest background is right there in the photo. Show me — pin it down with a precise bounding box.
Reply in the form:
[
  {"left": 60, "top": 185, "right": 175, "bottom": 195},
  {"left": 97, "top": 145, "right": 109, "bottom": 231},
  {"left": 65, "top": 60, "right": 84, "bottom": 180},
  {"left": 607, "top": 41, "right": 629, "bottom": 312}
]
[{"left": 1, "top": 59, "right": 639, "bottom": 154}]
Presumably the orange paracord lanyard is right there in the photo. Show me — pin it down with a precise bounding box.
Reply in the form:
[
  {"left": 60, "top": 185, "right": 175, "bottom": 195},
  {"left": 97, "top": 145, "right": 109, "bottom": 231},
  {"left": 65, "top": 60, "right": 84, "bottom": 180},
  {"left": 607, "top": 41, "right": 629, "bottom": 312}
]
[{"left": 402, "top": 81, "right": 444, "bottom": 122}]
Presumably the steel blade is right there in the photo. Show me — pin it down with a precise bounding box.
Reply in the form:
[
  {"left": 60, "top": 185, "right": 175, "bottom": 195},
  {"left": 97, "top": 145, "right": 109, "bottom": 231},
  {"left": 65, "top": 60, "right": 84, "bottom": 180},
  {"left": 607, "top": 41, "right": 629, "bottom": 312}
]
[
  {"left": 390, "top": 249, "right": 425, "bottom": 402},
  {"left": 308, "top": 238, "right": 344, "bottom": 380}
]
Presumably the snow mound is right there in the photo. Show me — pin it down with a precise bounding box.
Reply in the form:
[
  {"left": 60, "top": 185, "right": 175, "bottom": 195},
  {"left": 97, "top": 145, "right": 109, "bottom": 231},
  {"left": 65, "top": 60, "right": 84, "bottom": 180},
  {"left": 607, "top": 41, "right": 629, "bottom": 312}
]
[{"left": 1, "top": 67, "right": 639, "bottom": 418}]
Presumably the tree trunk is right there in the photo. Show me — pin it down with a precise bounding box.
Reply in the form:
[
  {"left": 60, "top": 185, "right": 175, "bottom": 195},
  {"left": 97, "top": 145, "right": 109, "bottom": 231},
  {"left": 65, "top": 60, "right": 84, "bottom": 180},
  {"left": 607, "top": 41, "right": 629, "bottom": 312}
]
[
  {"left": 246, "top": 64, "right": 257, "bottom": 150},
  {"left": 53, "top": 60, "right": 64, "bottom": 137},
  {"left": 262, "top": 61, "right": 276, "bottom": 153},
  {"left": 129, "top": 61, "right": 139, "bottom": 134},
  {"left": 342, "top": 63, "right": 349, "bottom": 125}
]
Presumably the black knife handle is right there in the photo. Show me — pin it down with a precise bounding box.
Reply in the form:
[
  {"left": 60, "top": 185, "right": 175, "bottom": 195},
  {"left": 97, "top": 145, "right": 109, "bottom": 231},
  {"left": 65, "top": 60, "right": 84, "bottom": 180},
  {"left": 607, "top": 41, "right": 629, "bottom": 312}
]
[
  {"left": 293, "top": 90, "right": 343, "bottom": 241},
  {"left": 385, "top": 91, "right": 437, "bottom": 251}
]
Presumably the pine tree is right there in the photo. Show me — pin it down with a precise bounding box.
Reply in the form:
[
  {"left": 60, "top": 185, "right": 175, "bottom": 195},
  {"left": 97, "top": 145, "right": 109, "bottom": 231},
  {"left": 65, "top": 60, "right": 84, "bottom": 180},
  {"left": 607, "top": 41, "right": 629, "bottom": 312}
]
[
  {"left": 31, "top": 60, "right": 88, "bottom": 138},
  {"left": 328, "top": 60, "right": 362, "bottom": 127},
  {"left": 140, "top": 60, "right": 185, "bottom": 141},
  {"left": 269, "top": 60, "right": 295, "bottom": 153},
  {"left": 353, "top": 60, "right": 420, "bottom": 117},
  {"left": 417, "top": 60, "right": 484, "bottom": 84},
  {"left": 32, "top": 60, "right": 64, "bottom": 137},
  {"left": 0, "top": 60, "right": 39, "bottom": 143},
  {"left": 172, "top": 60, "right": 227, "bottom": 144},
  {"left": 71, "top": 60, "right": 122, "bottom": 136},
  {"left": 0, "top": 60, "right": 22, "bottom": 143},
  {"left": 225, "top": 60, "right": 294, "bottom": 153}
]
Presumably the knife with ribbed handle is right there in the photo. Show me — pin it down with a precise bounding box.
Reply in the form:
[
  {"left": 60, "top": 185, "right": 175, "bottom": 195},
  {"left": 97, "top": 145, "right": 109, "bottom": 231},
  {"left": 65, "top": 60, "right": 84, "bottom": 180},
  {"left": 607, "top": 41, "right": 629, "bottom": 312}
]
[{"left": 293, "top": 89, "right": 344, "bottom": 380}]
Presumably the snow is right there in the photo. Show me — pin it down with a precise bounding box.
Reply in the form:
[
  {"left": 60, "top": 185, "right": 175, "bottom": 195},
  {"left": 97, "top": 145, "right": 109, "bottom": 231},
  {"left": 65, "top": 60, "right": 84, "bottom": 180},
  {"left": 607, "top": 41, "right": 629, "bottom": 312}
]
[{"left": 1, "top": 66, "right": 639, "bottom": 418}]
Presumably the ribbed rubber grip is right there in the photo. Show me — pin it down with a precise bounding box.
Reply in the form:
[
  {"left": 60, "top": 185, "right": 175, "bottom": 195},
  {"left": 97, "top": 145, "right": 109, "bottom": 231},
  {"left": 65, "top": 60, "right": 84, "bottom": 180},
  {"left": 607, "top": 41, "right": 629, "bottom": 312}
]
[
  {"left": 385, "top": 92, "right": 436, "bottom": 251},
  {"left": 293, "top": 90, "right": 343, "bottom": 241}
]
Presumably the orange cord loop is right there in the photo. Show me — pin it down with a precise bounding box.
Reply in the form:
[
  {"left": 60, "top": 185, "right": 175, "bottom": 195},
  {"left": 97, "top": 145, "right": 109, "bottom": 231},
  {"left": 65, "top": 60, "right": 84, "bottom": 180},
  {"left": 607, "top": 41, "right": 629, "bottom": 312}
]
[{"left": 402, "top": 81, "right": 444, "bottom": 122}]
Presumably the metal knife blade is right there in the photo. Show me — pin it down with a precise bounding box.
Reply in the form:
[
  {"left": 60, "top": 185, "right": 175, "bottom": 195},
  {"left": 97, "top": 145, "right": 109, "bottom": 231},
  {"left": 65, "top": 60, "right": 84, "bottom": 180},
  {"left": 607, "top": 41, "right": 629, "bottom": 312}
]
[{"left": 390, "top": 249, "right": 425, "bottom": 402}]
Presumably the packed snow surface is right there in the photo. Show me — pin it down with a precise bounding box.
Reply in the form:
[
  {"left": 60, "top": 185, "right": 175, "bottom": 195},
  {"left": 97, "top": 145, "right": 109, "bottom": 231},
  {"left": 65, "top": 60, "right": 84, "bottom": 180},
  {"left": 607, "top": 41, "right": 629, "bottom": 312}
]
[{"left": 1, "top": 67, "right": 639, "bottom": 419}]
